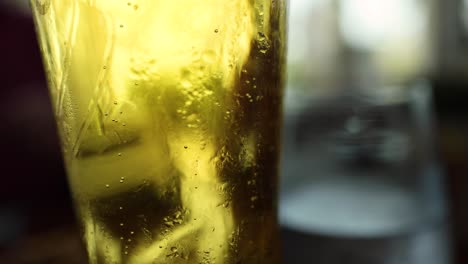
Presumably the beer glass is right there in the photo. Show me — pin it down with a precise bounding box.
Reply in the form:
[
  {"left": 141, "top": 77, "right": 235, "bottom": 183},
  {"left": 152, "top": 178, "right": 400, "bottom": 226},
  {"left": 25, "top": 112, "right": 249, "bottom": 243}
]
[{"left": 30, "top": 1, "right": 287, "bottom": 263}]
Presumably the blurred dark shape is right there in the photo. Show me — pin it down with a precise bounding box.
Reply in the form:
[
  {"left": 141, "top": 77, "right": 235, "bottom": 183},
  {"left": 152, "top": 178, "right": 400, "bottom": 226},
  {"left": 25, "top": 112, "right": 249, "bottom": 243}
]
[
  {"left": 0, "top": 206, "right": 26, "bottom": 245},
  {"left": 0, "top": 3, "right": 64, "bottom": 199},
  {"left": 0, "top": 226, "right": 85, "bottom": 264},
  {"left": 433, "top": 77, "right": 468, "bottom": 264},
  {"left": 0, "top": 2, "right": 77, "bottom": 262},
  {"left": 432, "top": 0, "right": 468, "bottom": 262}
]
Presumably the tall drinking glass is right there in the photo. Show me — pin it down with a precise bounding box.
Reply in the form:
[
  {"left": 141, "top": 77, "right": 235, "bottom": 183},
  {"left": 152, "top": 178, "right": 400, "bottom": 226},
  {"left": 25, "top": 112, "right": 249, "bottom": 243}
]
[{"left": 30, "top": 1, "right": 287, "bottom": 263}]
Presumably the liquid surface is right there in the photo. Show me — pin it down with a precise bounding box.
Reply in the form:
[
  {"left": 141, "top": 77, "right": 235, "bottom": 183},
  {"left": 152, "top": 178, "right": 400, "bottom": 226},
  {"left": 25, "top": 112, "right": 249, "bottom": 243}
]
[{"left": 31, "top": 1, "right": 287, "bottom": 263}]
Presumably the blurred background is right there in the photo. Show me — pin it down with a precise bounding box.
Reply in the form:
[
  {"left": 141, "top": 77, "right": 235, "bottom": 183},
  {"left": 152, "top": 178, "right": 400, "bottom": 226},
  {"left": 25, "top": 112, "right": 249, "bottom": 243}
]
[{"left": 0, "top": 0, "right": 467, "bottom": 263}]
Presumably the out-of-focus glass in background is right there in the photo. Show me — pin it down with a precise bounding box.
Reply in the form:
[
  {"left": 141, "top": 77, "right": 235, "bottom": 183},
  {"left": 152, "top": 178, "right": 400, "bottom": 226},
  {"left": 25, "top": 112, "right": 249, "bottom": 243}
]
[
  {"left": 1, "top": 0, "right": 468, "bottom": 263},
  {"left": 280, "top": 0, "right": 451, "bottom": 263}
]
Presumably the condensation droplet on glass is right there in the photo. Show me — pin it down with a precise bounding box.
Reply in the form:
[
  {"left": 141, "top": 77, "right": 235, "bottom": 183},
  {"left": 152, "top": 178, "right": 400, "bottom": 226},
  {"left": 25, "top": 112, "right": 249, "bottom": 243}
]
[
  {"left": 258, "top": 32, "right": 266, "bottom": 40},
  {"left": 105, "top": 184, "right": 110, "bottom": 188}
]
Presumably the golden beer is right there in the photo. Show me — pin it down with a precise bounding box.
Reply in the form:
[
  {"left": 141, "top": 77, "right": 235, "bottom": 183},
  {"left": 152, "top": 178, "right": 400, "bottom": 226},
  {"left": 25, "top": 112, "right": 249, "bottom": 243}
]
[{"left": 31, "top": 0, "right": 286, "bottom": 263}]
